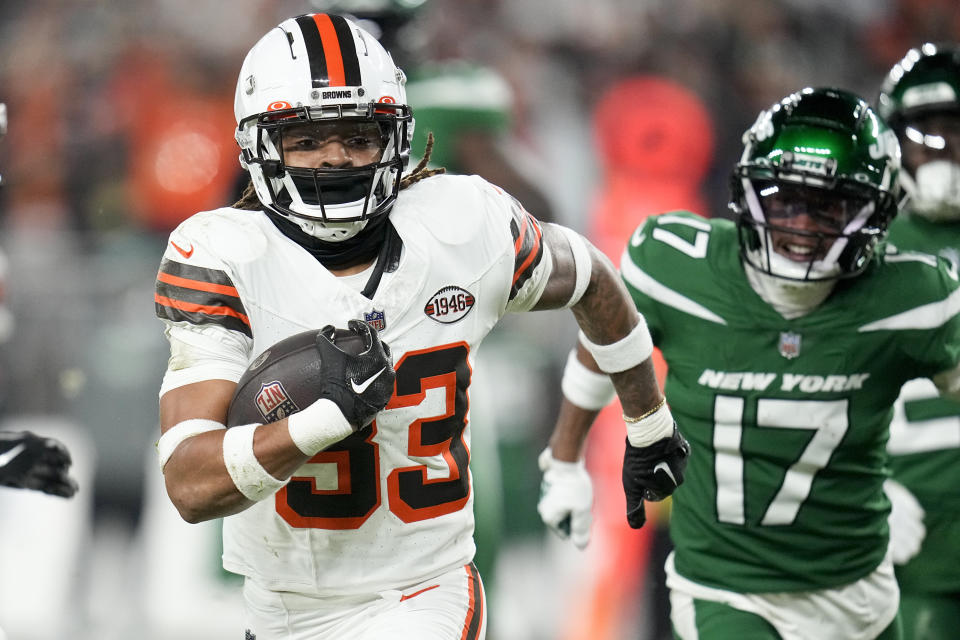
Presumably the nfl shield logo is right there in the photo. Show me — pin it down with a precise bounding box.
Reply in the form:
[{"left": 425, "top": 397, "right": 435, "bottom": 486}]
[
  {"left": 364, "top": 309, "right": 386, "bottom": 331},
  {"left": 778, "top": 332, "right": 801, "bottom": 359},
  {"left": 255, "top": 381, "right": 299, "bottom": 422}
]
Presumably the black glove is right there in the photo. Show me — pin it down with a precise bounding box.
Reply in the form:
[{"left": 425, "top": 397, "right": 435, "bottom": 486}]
[
  {"left": 622, "top": 426, "right": 690, "bottom": 529},
  {"left": 316, "top": 319, "right": 396, "bottom": 429},
  {"left": 0, "top": 430, "right": 78, "bottom": 498}
]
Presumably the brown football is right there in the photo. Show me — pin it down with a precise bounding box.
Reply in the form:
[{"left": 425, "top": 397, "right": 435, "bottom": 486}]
[{"left": 226, "top": 327, "right": 366, "bottom": 427}]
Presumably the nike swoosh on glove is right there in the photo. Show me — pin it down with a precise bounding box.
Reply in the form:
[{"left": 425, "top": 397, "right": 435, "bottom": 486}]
[
  {"left": 537, "top": 448, "right": 593, "bottom": 549},
  {"left": 315, "top": 320, "right": 396, "bottom": 429},
  {"left": 884, "top": 479, "right": 926, "bottom": 565},
  {"left": 622, "top": 426, "right": 690, "bottom": 529}
]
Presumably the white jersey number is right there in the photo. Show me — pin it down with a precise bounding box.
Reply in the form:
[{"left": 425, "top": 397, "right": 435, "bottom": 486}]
[{"left": 713, "top": 395, "right": 849, "bottom": 526}]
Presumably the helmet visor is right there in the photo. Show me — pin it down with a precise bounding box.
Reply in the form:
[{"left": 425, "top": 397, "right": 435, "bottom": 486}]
[
  {"left": 240, "top": 104, "right": 409, "bottom": 222},
  {"left": 275, "top": 120, "right": 389, "bottom": 168},
  {"left": 898, "top": 111, "right": 960, "bottom": 174},
  {"left": 274, "top": 120, "right": 391, "bottom": 208},
  {"left": 755, "top": 180, "right": 873, "bottom": 234}
]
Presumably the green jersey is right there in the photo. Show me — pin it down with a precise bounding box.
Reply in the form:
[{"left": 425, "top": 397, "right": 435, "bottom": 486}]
[
  {"left": 886, "top": 211, "right": 960, "bottom": 594},
  {"left": 620, "top": 211, "right": 960, "bottom": 593}
]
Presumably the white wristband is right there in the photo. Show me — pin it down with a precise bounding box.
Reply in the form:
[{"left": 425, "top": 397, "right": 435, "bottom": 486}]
[
  {"left": 578, "top": 315, "right": 654, "bottom": 373},
  {"left": 625, "top": 401, "right": 675, "bottom": 448},
  {"left": 287, "top": 398, "right": 354, "bottom": 456},
  {"left": 558, "top": 226, "right": 593, "bottom": 308},
  {"left": 561, "top": 349, "right": 616, "bottom": 411},
  {"left": 223, "top": 423, "right": 286, "bottom": 502},
  {"left": 157, "top": 418, "right": 226, "bottom": 471}
]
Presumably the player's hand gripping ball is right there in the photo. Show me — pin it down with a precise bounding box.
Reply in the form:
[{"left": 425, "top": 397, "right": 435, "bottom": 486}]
[{"left": 227, "top": 319, "right": 395, "bottom": 430}]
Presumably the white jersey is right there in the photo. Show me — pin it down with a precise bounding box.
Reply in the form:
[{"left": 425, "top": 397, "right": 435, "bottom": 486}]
[{"left": 155, "top": 174, "right": 550, "bottom": 596}]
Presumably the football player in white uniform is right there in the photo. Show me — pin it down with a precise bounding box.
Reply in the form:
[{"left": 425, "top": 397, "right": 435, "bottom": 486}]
[{"left": 153, "top": 14, "right": 681, "bottom": 640}]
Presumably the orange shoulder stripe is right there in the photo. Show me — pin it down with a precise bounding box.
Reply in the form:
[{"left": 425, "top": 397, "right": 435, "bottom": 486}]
[
  {"left": 154, "top": 293, "right": 251, "bottom": 326},
  {"left": 157, "top": 270, "right": 240, "bottom": 298},
  {"left": 512, "top": 215, "right": 543, "bottom": 287}
]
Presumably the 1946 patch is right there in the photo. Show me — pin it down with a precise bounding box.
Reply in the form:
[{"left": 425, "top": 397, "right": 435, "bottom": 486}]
[{"left": 424, "top": 286, "right": 475, "bottom": 324}]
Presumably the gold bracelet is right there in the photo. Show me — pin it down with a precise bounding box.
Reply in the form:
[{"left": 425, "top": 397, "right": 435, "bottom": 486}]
[{"left": 623, "top": 397, "right": 666, "bottom": 423}]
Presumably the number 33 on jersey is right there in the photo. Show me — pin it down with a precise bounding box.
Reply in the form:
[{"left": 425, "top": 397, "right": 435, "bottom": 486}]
[{"left": 155, "top": 174, "right": 547, "bottom": 596}]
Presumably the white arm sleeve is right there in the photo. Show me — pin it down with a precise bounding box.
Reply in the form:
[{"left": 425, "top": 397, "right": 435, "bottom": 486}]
[{"left": 159, "top": 321, "right": 252, "bottom": 396}]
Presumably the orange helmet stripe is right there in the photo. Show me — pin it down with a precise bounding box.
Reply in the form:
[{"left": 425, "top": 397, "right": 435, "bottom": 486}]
[{"left": 313, "top": 14, "right": 346, "bottom": 87}]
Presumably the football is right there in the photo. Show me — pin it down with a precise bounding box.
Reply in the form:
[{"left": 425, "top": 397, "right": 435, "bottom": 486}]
[{"left": 226, "top": 327, "right": 367, "bottom": 427}]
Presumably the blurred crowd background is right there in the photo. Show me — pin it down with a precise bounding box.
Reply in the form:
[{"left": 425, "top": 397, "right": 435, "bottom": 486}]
[{"left": 0, "top": 0, "right": 956, "bottom": 638}]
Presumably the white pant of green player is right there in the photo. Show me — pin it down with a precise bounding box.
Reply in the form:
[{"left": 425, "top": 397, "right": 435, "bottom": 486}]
[
  {"left": 241, "top": 563, "right": 485, "bottom": 640},
  {"left": 666, "top": 552, "right": 900, "bottom": 640}
]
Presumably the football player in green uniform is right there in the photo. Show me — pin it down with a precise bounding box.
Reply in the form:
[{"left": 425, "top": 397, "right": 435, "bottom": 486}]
[
  {"left": 876, "top": 43, "right": 960, "bottom": 639},
  {"left": 538, "top": 87, "right": 960, "bottom": 639}
]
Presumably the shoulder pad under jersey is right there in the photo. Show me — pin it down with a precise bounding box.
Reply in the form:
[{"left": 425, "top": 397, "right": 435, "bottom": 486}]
[{"left": 393, "top": 174, "right": 515, "bottom": 246}]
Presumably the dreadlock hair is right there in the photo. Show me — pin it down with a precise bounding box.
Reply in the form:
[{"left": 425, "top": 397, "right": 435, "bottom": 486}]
[
  {"left": 399, "top": 132, "right": 446, "bottom": 188},
  {"left": 233, "top": 179, "right": 261, "bottom": 210},
  {"left": 231, "top": 132, "right": 446, "bottom": 211}
]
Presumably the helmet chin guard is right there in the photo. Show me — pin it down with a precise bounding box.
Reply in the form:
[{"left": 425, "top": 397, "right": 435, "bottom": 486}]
[
  {"left": 900, "top": 160, "right": 960, "bottom": 222},
  {"left": 234, "top": 13, "right": 413, "bottom": 241}
]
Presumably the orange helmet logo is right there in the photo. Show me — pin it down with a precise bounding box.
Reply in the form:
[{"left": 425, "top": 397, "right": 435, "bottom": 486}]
[
  {"left": 375, "top": 96, "right": 397, "bottom": 115},
  {"left": 267, "top": 100, "right": 293, "bottom": 111}
]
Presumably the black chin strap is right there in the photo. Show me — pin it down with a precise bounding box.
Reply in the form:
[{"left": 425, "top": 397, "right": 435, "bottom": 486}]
[
  {"left": 264, "top": 209, "right": 402, "bottom": 299},
  {"left": 360, "top": 221, "right": 402, "bottom": 299}
]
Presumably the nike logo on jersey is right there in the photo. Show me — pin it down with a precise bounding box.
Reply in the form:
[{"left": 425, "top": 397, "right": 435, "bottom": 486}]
[
  {"left": 170, "top": 241, "right": 195, "bottom": 259},
  {"left": 0, "top": 443, "right": 25, "bottom": 469},
  {"left": 653, "top": 461, "right": 677, "bottom": 487},
  {"left": 351, "top": 367, "right": 386, "bottom": 394}
]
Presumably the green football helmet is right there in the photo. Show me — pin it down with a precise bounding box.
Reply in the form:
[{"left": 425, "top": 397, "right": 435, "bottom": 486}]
[
  {"left": 877, "top": 43, "right": 960, "bottom": 222},
  {"left": 730, "top": 87, "right": 903, "bottom": 281}
]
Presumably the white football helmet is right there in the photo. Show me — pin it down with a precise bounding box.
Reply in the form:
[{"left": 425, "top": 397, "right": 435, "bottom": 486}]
[{"left": 234, "top": 13, "right": 413, "bottom": 241}]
